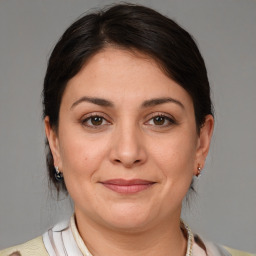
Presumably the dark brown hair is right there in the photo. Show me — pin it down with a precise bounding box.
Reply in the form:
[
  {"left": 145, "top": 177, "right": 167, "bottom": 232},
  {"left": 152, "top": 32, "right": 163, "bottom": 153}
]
[{"left": 43, "top": 3, "right": 214, "bottom": 193}]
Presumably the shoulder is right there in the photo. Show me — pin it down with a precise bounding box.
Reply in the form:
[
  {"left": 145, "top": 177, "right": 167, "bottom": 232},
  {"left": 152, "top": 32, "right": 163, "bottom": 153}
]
[
  {"left": 224, "top": 246, "right": 256, "bottom": 256},
  {"left": 195, "top": 234, "right": 255, "bottom": 256},
  {"left": 0, "top": 236, "right": 48, "bottom": 256},
  {"left": 206, "top": 242, "right": 255, "bottom": 256}
]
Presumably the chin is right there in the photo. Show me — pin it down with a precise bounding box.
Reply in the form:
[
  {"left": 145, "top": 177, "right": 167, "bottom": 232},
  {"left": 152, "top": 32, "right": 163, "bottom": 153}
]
[
  {"left": 106, "top": 217, "right": 152, "bottom": 232},
  {"left": 100, "top": 204, "right": 156, "bottom": 232}
]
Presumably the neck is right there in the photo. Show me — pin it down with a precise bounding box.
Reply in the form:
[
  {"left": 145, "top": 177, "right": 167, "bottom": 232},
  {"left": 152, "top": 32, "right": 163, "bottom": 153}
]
[{"left": 74, "top": 211, "right": 187, "bottom": 256}]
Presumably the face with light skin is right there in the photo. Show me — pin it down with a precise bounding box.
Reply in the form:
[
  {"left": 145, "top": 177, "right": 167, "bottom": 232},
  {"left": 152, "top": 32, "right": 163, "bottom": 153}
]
[{"left": 45, "top": 47, "right": 213, "bottom": 234}]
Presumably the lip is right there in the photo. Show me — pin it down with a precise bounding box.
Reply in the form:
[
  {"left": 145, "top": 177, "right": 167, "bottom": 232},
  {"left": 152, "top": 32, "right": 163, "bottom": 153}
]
[{"left": 100, "top": 179, "right": 156, "bottom": 194}]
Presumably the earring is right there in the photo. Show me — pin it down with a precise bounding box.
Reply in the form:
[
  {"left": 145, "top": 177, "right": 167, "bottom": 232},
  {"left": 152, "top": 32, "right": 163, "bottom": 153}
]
[
  {"left": 55, "top": 166, "right": 63, "bottom": 181},
  {"left": 196, "top": 166, "right": 202, "bottom": 177}
]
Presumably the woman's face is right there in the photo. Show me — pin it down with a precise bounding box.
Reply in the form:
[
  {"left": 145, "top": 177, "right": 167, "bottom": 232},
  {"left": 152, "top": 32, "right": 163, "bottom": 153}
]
[{"left": 46, "top": 48, "right": 213, "bottom": 231}]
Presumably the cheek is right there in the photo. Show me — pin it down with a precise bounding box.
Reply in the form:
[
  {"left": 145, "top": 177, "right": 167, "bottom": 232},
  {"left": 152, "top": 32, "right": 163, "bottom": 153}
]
[
  {"left": 150, "top": 129, "right": 197, "bottom": 186},
  {"left": 157, "top": 150, "right": 195, "bottom": 208},
  {"left": 58, "top": 129, "right": 108, "bottom": 184},
  {"left": 58, "top": 134, "right": 109, "bottom": 208}
]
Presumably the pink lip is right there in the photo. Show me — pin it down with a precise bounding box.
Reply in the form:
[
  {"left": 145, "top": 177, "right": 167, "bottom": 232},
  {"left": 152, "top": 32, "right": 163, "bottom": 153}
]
[{"left": 100, "top": 179, "right": 156, "bottom": 194}]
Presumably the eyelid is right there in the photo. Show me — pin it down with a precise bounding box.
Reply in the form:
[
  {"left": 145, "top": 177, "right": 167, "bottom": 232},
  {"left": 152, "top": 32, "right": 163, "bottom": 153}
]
[
  {"left": 146, "top": 112, "right": 176, "bottom": 121},
  {"left": 144, "top": 112, "right": 177, "bottom": 126},
  {"left": 80, "top": 112, "right": 112, "bottom": 127}
]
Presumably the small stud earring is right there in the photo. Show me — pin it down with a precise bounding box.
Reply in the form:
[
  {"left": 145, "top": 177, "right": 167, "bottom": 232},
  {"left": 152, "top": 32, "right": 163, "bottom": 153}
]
[
  {"left": 54, "top": 166, "right": 63, "bottom": 181},
  {"left": 196, "top": 166, "right": 202, "bottom": 177}
]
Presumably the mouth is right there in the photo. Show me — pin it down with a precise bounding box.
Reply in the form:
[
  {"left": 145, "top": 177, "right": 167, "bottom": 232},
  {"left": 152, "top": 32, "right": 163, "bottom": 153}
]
[{"left": 100, "top": 179, "right": 156, "bottom": 194}]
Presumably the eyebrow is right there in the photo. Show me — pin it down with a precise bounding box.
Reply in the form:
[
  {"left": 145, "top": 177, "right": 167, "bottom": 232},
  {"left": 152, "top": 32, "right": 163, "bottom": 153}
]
[
  {"left": 141, "top": 97, "right": 184, "bottom": 109},
  {"left": 70, "top": 96, "right": 184, "bottom": 109},
  {"left": 70, "top": 96, "right": 114, "bottom": 109}
]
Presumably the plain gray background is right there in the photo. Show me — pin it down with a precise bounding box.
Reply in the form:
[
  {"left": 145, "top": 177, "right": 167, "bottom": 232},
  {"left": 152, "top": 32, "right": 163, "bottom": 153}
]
[{"left": 0, "top": 0, "right": 255, "bottom": 253}]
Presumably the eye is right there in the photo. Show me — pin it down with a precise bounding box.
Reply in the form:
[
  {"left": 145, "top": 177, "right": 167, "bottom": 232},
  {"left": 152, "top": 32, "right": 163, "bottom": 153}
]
[
  {"left": 81, "top": 114, "right": 110, "bottom": 128},
  {"left": 152, "top": 116, "right": 167, "bottom": 125},
  {"left": 146, "top": 114, "right": 176, "bottom": 127}
]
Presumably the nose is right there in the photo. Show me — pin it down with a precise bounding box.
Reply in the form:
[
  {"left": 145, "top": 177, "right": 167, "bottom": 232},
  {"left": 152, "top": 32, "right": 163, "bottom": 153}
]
[{"left": 109, "top": 122, "right": 147, "bottom": 168}]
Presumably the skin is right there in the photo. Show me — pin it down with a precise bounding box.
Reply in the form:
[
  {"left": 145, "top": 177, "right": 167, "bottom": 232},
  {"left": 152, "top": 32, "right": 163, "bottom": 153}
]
[{"left": 45, "top": 47, "right": 214, "bottom": 256}]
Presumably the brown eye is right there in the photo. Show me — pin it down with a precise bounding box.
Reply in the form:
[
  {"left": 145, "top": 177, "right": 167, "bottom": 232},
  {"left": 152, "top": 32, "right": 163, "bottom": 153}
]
[
  {"left": 146, "top": 114, "right": 176, "bottom": 128},
  {"left": 91, "top": 116, "right": 103, "bottom": 126},
  {"left": 153, "top": 116, "right": 165, "bottom": 125},
  {"left": 82, "top": 114, "right": 110, "bottom": 128}
]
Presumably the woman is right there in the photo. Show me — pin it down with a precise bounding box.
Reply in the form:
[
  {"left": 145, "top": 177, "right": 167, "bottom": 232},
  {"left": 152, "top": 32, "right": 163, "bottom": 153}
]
[{"left": 0, "top": 3, "right": 254, "bottom": 256}]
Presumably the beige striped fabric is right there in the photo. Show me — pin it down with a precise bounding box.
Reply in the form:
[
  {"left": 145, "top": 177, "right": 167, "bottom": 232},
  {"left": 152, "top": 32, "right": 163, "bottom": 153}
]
[{"left": 0, "top": 237, "right": 48, "bottom": 256}]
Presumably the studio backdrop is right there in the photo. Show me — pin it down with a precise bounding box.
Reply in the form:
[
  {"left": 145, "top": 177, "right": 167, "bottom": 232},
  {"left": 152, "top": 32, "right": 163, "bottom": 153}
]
[{"left": 0, "top": 0, "right": 255, "bottom": 252}]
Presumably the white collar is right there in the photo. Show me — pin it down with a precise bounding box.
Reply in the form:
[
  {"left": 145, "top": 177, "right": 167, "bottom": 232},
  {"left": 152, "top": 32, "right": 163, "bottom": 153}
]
[
  {"left": 42, "top": 215, "right": 231, "bottom": 256},
  {"left": 43, "top": 216, "right": 83, "bottom": 256}
]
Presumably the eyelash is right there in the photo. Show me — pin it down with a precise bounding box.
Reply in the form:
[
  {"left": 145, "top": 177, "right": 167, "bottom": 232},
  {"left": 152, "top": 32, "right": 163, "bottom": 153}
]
[
  {"left": 145, "top": 113, "right": 176, "bottom": 128},
  {"left": 80, "top": 113, "right": 176, "bottom": 129},
  {"left": 81, "top": 113, "right": 111, "bottom": 129}
]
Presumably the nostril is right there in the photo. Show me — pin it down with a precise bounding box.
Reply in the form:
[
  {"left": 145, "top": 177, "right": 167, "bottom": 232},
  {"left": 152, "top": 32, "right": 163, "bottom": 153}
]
[{"left": 113, "top": 158, "right": 141, "bottom": 166}]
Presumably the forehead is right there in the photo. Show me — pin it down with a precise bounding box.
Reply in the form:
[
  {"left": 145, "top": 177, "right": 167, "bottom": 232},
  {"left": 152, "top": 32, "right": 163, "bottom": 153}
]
[{"left": 62, "top": 47, "right": 193, "bottom": 109}]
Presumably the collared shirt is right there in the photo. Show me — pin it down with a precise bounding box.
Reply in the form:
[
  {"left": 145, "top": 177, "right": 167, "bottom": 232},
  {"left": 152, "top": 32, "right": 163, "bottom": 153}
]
[
  {"left": 42, "top": 216, "right": 230, "bottom": 256},
  {"left": 1, "top": 216, "right": 254, "bottom": 256}
]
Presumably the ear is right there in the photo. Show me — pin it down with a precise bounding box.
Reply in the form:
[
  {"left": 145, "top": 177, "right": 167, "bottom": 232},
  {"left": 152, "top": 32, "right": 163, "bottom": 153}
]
[
  {"left": 44, "top": 116, "right": 62, "bottom": 170},
  {"left": 194, "top": 115, "right": 214, "bottom": 175}
]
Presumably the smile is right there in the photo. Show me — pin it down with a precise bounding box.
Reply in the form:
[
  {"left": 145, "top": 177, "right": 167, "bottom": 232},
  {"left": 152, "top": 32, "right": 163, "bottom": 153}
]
[{"left": 100, "top": 179, "right": 156, "bottom": 194}]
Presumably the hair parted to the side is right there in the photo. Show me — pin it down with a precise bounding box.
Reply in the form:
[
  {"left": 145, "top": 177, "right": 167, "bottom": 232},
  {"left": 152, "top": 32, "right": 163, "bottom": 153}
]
[{"left": 43, "top": 3, "right": 214, "bottom": 194}]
